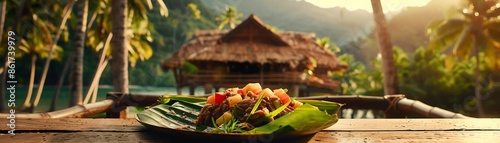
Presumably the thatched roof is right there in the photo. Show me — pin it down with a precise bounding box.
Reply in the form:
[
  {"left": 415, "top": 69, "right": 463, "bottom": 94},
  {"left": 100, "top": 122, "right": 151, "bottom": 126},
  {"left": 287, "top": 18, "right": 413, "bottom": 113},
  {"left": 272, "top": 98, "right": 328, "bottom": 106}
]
[{"left": 162, "top": 14, "right": 347, "bottom": 71}]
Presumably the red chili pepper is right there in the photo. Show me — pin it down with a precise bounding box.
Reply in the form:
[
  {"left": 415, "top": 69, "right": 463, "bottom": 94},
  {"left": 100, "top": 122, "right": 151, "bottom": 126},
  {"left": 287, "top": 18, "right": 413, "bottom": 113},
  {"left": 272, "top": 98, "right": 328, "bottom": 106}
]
[
  {"left": 237, "top": 89, "right": 245, "bottom": 96},
  {"left": 214, "top": 92, "right": 226, "bottom": 104}
]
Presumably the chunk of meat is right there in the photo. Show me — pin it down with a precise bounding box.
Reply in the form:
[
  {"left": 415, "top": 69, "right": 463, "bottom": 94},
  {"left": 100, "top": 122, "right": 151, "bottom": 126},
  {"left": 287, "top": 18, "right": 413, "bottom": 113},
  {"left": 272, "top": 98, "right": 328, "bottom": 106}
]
[{"left": 196, "top": 101, "right": 230, "bottom": 126}]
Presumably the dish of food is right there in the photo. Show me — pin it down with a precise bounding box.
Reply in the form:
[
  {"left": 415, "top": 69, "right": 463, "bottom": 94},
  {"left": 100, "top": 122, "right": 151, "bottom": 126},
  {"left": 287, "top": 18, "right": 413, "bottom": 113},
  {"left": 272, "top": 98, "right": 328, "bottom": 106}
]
[{"left": 136, "top": 83, "right": 342, "bottom": 140}]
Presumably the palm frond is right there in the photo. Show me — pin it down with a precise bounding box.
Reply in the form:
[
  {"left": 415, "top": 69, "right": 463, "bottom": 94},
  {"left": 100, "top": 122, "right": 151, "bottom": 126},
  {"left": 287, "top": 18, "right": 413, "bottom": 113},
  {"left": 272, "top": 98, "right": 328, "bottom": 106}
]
[
  {"left": 452, "top": 26, "right": 474, "bottom": 61},
  {"left": 485, "top": 39, "right": 500, "bottom": 71}
]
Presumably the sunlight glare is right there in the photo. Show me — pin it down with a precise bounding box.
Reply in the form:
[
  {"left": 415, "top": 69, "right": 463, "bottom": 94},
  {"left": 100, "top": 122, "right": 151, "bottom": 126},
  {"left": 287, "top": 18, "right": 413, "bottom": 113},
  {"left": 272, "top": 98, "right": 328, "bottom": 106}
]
[{"left": 304, "top": 0, "right": 432, "bottom": 13}]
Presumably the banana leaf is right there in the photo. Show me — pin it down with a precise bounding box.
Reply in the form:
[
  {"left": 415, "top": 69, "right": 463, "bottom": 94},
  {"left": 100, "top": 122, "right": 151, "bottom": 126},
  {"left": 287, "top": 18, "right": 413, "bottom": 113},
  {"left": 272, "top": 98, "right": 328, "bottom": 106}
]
[{"left": 136, "top": 95, "right": 342, "bottom": 136}]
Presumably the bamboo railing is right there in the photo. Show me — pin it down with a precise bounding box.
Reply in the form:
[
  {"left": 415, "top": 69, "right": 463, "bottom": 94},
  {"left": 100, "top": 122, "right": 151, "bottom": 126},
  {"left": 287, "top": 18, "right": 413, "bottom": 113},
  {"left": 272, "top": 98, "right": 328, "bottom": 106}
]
[
  {"left": 0, "top": 100, "right": 114, "bottom": 119},
  {"left": 300, "top": 95, "right": 471, "bottom": 118},
  {"left": 0, "top": 93, "right": 471, "bottom": 119}
]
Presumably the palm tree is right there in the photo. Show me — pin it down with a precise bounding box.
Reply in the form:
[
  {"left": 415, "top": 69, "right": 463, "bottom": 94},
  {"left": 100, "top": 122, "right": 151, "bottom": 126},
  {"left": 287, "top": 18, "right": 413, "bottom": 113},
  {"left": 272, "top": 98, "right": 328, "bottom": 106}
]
[
  {"left": 316, "top": 37, "right": 341, "bottom": 53},
  {"left": 216, "top": 5, "right": 243, "bottom": 30},
  {"left": 188, "top": 3, "right": 201, "bottom": 19},
  {"left": 69, "top": 0, "right": 88, "bottom": 107},
  {"left": 13, "top": 0, "right": 68, "bottom": 111},
  {"left": 427, "top": 0, "right": 500, "bottom": 116},
  {"left": 18, "top": 33, "right": 64, "bottom": 110},
  {"left": 83, "top": 33, "right": 112, "bottom": 104},
  {"left": 0, "top": 0, "right": 24, "bottom": 112},
  {"left": 50, "top": 54, "right": 73, "bottom": 111},
  {"left": 1, "top": 0, "right": 25, "bottom": 112},
  {"left": 85, "top": 0, "right": 166, "bottom": 96},
  {"left": 30, "top": 0, "right": 75, "bottom": 112},
  {"left": 0, "top": 0, "right": 7, "bottom": 111},
  {"left": 370, "top": 0, "right": 399, "bottom": 95},
  {"left": 111, "top": 0, "right": 128, "bottom": 93}
]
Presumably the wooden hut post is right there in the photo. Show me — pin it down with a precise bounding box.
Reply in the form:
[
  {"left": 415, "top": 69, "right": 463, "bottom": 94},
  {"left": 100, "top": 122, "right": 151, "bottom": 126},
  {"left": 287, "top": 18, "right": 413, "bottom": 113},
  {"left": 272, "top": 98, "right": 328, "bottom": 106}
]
[
  {"left": 173, "top": 69, "right": 182, "bottom": 95},
  {"left": 260, "top": 63, "right": 264, "bottom": 86},
  {"left": 290, "top": 84, "right": 299, "bottom": 97},
  {"left": 204, "top": 83, "right": 213, "bottom": 94},
  {"left": 189, "top": 85, "right": 195, "bottom": 95},
  {"left": 176, "top": 86, "right": 182, "bottom": 95}
]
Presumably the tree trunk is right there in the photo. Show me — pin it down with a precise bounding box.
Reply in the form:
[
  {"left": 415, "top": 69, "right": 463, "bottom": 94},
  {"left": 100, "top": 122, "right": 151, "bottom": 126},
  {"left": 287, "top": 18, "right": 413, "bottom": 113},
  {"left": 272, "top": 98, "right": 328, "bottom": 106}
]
[
  {"left": 465, "top": 0, "right": 486, "bottom": 117},
  {"left": 0, "top": 0, "right": 8, "bottom": 112},
  {"left": 31, "top": 1, "right": 76, "bottom": 112},
  {"left": 474, "top": 41, "right": 484, "bottom": 117},
  {"left": 371, "top": 0, "right": 399, "bottom": 95},
  {"left": 111, "top": 0, "right": 129, "bottom": 93},
  {"left": 0, "top": 57, "right": 7, "bottom": 112},
  {"left": 0, "top": 0, "right": 5, "bottom": 46},
  {"left": 69, "top": 0, "right": 88, "bottom": 107},
  {"left": 84, "top": 33, "right": 112, "bottom": 105},
  {"left": 473, "top": 0, "right": 485, "bottom": 117},
  {"left": 91, "top": 81, "right": 98, "bottom": 103},
  {"left": 2, "top": 0, "right": 25, "bottom": 112},
  {"left": 91, "top": 60, "right": 109, "bottom": 103},
  {"left": 50, "top": 55, "right": 73, "bottom": 111},
  {"left": 173, "top": 27, "right": 176, "bottom": 49},
  {"left": 83, "top": 59, "right": 108, "bottom": 104},
  {"left": 22, "top": 55, "right": 37, "bottom": 110}
]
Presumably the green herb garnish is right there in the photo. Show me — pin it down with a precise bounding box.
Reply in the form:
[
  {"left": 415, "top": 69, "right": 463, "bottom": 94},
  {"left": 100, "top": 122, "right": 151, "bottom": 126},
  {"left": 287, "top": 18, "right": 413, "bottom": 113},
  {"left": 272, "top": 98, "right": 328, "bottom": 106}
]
[
  {"left": 211, "top": 111, "right": 244, "bottom": 133},
  {"left": 246, "top": 93, "right": 266, "bottom": 121},
  {"left": 266, "top": 101, "right": 291, "bottom": 118}
]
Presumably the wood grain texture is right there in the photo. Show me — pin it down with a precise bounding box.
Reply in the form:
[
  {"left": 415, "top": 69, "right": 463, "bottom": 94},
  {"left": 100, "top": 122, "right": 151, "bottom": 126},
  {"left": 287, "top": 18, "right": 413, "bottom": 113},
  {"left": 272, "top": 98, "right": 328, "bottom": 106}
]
[
  {"left": 325, "top": 119, "right": 500, "bottom": 131},
  {"left": 310, "top": 131, "right": 500, "bottom": 143},
  {"left": 0, "top": 118, "right": 140, "bottom": 132},
  {"left": 2, "top": 119, "right": 499, "bottom": 132},
  {"left": 1, "top": 131, "right": 499, "bottom": 143},
  {"left": 1, "top": 119, "right": 500, "bottom": 143}
]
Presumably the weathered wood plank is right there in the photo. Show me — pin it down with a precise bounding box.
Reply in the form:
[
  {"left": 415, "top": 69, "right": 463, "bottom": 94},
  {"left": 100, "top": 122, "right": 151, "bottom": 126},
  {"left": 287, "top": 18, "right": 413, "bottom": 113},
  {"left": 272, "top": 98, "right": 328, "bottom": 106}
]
[
  {"left": 1, "top": 119, "right": 499, "bottom": 132},
  {"left": 324, "top": 119, "right": 500, "bottom": 131},
  {"left": 0, "top": 132, "right": 166, "bottom": 143},
  {"left": 310, "top": 131, "right": 500, "bottom": 143},
  {"left": 0, "top": 119, "right": 141, "bottom": 132},
  {"left": 1, "top": 131, "right": 499, "bottom": 143}
]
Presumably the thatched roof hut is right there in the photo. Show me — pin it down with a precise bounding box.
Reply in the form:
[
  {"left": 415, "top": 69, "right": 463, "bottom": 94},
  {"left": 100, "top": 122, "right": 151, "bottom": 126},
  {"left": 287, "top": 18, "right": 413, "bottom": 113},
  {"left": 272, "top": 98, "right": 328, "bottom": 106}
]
[
  {"left": 162, "top": 14, "right": 346, "bottom": 71},
  {"left": 161, "top": 14, "right": 347, "bottom": 96}
]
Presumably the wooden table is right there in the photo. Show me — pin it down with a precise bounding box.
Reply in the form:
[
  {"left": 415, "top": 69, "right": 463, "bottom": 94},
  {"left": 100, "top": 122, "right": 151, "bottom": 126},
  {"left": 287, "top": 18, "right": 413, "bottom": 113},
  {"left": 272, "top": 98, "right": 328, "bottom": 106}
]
[{"left": 1, "top": 118, "right": 499, "bottom": 143}]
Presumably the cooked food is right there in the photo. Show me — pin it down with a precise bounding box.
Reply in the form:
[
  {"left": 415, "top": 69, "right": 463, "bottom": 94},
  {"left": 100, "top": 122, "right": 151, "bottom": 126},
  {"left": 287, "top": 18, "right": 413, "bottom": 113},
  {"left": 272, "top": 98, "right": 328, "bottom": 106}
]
[{"left": 195, "top": 83, "right": 303, "bottom": 131}]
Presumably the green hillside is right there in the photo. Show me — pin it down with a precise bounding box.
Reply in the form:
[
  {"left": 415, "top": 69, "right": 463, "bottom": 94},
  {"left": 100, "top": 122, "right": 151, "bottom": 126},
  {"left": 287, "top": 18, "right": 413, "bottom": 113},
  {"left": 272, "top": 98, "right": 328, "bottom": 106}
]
[
  {"left": 200, "top": 0, "right": 373, "bottom": 45},
  {"left": 341, "top": 0, "right": 460, "bottom": 65}
]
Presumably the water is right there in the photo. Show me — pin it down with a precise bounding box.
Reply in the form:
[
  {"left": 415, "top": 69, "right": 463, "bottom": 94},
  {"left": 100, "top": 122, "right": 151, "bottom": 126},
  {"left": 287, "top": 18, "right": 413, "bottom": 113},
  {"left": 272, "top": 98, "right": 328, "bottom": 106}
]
[{"left": 6, "top": 85, "right": 207, "bottom": 112}]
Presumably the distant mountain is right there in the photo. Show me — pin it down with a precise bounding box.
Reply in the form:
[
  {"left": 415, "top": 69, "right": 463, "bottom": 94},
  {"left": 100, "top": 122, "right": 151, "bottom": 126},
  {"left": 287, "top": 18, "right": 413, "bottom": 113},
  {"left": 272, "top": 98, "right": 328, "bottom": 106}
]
[
  {"left": 341, "top": 0, "right": 461, "bottom": 65},
  {"left": 200, "top": 0, "right": 373, "bottom": 45},
  {"left": 199, "top": 0, "right": 461, "bottom": 65},
  {"left": 387, "top": 0, "right": 461, "bottom": 53}
]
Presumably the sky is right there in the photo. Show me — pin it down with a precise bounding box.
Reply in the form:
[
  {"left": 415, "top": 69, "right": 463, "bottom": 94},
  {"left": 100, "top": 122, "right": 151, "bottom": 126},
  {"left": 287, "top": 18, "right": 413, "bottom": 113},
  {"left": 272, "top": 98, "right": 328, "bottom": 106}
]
[{"left": 304, "top": 0, "right": 432, "bottom": 13}]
